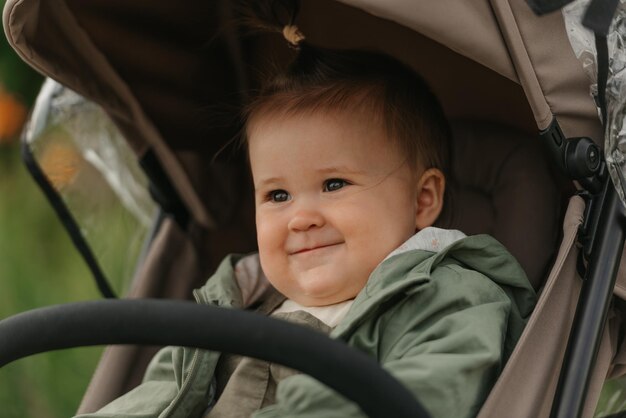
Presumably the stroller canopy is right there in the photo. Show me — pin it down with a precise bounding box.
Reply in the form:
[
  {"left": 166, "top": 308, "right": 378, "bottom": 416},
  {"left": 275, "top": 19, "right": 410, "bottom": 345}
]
[{"left": 3, "top": 0, "right": 603, "bottom": 227}]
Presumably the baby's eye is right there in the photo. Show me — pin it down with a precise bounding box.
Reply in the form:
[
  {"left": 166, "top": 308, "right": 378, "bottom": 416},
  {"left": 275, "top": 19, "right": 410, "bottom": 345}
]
[
  {"left": 268, "top": 189, "right": 291, "bottom": 202},
  {"left": 323, "top": 178, "right": 349, "bottom": 192}
]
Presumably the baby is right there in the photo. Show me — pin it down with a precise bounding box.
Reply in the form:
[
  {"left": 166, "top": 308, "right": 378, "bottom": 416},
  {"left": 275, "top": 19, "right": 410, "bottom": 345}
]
[{"left": 77, "top": 5, "right": 536, "bottom": 418}]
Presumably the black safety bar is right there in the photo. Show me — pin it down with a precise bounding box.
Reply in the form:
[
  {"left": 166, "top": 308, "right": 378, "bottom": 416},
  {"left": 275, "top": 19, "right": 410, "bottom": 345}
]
[
  {"left": 551, "top": 181, "right": 626, "bottom": 418},
  {"left": 0, "top": 300, "right": 430, "bottom": 418}
]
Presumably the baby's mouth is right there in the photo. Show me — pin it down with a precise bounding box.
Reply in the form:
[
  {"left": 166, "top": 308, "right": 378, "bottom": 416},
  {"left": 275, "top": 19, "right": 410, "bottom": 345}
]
[{"left": 290, "top": 242, "right": 344, "bottom": 255}]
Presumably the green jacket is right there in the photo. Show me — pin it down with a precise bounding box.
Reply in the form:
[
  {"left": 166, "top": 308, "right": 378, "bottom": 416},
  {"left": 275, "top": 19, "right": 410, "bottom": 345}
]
[{"left": 77, "top": 234, "right": 536, "bottom": 418}]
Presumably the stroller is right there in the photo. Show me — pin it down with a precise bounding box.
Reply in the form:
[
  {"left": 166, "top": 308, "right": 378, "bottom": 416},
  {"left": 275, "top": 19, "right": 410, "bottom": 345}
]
[{"left": 1, "top": 0, "right": 625, "bottom": 416}]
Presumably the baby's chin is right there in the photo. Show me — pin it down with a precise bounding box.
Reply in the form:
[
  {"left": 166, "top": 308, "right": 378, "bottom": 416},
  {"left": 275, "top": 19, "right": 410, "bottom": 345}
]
[
  {"left": 263, "top": 262, "right": 370, "bottom": 306},
  {"left": 278, "top": 281, "right": 363, "bottom": 307}
]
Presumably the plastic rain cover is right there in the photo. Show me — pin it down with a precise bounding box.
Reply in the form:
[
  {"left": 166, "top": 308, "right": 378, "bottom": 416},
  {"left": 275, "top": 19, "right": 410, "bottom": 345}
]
[
  {"left": 23, "top": 79, "right": 157, "bottom": 295},
  {"left": 564, "top": 0, "right": 626, "bottom": 207}
]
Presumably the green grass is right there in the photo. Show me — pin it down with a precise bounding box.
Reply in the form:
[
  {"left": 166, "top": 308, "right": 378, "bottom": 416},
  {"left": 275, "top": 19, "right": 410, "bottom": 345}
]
[
  {"left": 596, "top": 378, "right": 626, "bottom": 417},
  {"left": 0, "top": 144, "right": 104, "bottom": 418}
]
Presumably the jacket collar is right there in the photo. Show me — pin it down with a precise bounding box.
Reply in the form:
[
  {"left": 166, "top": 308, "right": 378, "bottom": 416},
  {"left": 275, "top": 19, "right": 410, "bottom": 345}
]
[
  {"left": 194, "top": 253, "right": 286, "bottom": 315},
  {"left": 333, "top": 232, "right": 536, "bottom": 338},
  {"left": 332, "top": 228, "right": 466, "bottom": 337},
  {"left": 194, "top": 231, "right": 535, "bottom": 339}
]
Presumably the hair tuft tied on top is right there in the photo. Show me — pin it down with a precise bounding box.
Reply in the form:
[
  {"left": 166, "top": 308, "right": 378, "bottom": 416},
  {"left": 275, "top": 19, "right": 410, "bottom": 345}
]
[{"left": 282, "top": 24, "right": 306, "bottom": 49}]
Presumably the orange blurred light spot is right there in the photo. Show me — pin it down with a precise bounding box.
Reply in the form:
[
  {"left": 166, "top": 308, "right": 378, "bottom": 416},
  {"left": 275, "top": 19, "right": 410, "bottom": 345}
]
[
  {"left": 39, "top": 142, "right": 82, "bottom": 191},
  {"left": 0, "top": 91, "right": 27, "bottom": 143}
]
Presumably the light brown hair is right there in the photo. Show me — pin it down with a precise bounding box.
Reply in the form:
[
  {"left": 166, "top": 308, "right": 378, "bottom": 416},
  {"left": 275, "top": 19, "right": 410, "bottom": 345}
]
[{"left": 240, "top": 0, "right": 451, "bottom": 177}]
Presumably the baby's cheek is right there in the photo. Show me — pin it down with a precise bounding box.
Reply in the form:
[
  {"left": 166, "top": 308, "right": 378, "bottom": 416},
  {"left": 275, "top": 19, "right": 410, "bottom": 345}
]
[
  {"left": 256, "top": 217, "right": 279, "bottom": 250},
  {"left": 258, "top": 248, "right": 280, "bottom": 288}
]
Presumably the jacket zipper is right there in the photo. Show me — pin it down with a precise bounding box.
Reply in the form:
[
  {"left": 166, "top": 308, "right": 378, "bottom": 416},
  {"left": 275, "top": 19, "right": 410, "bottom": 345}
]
[
  {"left": 161, "top": 349, "right": 201, "bottom": 418},
  {"left": 160, "top": 289, "right": 209, "bottom": 418}
]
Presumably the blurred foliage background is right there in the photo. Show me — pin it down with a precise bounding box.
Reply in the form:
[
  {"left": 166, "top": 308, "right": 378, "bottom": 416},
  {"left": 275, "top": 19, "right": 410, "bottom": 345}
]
[{"left": 0, "top": 0, "right": 104, "bottom": 416}]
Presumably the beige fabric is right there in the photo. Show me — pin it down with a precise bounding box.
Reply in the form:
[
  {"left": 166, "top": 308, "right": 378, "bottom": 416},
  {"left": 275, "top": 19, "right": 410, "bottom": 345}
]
[
  {"left": 478, "top": 196, "right": 590, "bottom": 418},
  {"left": 336, "top": 0, "right": 602, "bottom": 139},
  {"left": 337, "top": 0, "right": 517, "bottom": 81},
  {"left": 234, "top": 254, "right": 274, "bottom": 308},
  {"left": 489, "top": 0, "right": 552, "bottom": 130},
  {"left": 490, "top": 0, "right": 603, "bottom": 139},
  {"left": 274, "top": 299, "right": 354, "bottom": 328},
  {"left": 297, "top": 0, "right": 536, "bottom": 133},
  {"left": 207, "top": 311, "right": 331, "bottom": 418},
  {"left": 478, "top": 196, "right": 584, "bottom": 417}
]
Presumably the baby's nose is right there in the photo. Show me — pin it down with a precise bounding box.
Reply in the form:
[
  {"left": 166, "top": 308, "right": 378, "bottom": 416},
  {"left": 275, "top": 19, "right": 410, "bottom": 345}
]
[{"left": 288, "top": 209, "right": 325, "bottom": 231}]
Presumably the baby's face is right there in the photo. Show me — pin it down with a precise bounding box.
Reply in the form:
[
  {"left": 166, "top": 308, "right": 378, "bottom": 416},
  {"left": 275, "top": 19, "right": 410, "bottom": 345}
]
[{"left": 248, "top": 110, "right": 420, "bottom": 307}]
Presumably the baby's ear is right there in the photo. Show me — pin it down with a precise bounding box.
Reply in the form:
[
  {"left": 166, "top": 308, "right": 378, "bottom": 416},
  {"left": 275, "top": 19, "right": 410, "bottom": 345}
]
[{"left": 415, "top": 168, "right": 446, "bottom": 230}]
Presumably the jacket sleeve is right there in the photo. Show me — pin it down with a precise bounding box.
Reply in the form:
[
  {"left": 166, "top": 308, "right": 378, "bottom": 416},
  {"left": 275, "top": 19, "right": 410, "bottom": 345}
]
[
  {"left": 253, "top": 266, "right": 513, "bottom": 418},
  {"left": 73, "top": 346, "right": 186, "bottom": 418}
]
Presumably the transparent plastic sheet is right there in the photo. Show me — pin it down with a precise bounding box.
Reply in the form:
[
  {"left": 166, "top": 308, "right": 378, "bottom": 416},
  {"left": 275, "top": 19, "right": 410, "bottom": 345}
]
[
  {"left": 23, "top": 79, "right": 157, "bottom": 295},
  {"left": 564, "top": 0, "right": 626, "bottom": 207}
]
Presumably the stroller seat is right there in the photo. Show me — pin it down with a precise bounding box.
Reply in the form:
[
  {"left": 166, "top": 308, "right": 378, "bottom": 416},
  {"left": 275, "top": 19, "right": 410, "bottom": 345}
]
[
  {"left": 446, "top": 120, "right": 560, "bottom": 289},
  {"left": 75, "top": 118, "right": 565, "bottom": 415}
]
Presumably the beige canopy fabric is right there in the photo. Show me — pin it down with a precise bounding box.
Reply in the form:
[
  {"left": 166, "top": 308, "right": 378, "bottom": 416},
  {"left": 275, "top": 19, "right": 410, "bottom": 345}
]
[
  {"left": 3, "top": 0, "right": 603, "bottom": 230},
  {"left": 478, "top": 196, "right": 621, "bottom": 418},
  {"left": 338, "top": 0, "right": 603, "bottom": 140}
]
